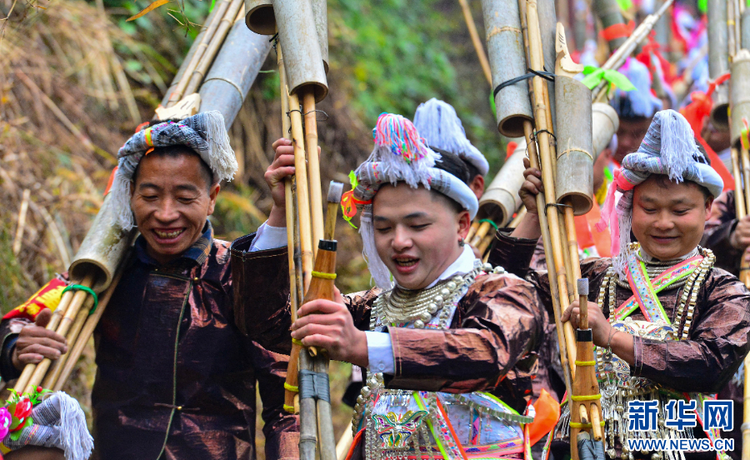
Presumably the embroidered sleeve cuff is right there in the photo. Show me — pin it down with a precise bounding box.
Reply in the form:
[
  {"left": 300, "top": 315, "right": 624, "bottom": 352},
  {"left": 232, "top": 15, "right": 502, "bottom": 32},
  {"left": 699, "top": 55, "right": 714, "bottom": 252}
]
[
  {"left": 365, "top": 331, "right": 395, "bottom": 375},
  {"left": 249, "top": 222, "right": 288, "bottom": 252}
]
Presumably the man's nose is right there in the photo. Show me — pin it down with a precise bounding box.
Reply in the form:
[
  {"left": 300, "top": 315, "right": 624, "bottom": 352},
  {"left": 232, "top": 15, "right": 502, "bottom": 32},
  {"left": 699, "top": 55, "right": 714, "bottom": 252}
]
[
  {"left": 154, "top": 198, "right": 179, "bottom": 222},
  {"left": 654, "top": 212, "right": 675, "bottom": 230},
  {"left": 392, "top": 227, "right": 412, "bottom": 251}
]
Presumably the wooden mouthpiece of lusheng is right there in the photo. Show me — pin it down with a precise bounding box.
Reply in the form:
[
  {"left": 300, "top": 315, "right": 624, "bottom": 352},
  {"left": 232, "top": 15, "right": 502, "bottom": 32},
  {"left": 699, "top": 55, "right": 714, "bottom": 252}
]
[
  {"left": 478, "top": 142, "right": 526, "bottom": 227},
  {"left": 730, "top": 50, "right": 750, "bottom": 147},
  {"left": 324, "top": 181, "right": 343, "bottom": 242},
  {"left": 272, "top": 0, "right": 328, "bottom": 101},
  {"left": 480, "top": 0, "right": 532, "bottom": 137},
  {"left": 554, "top": 75, "right": 594, "bottom": 216}
]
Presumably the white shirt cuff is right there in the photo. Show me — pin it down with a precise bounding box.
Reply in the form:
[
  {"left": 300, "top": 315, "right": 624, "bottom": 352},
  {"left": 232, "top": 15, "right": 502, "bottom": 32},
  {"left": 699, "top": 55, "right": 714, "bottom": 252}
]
[
  {"left": 365, "top": 331, "right": 395, "bottom": 375},
  {"left": 248, "top": 222, "right": 288, "bottom": 252}
]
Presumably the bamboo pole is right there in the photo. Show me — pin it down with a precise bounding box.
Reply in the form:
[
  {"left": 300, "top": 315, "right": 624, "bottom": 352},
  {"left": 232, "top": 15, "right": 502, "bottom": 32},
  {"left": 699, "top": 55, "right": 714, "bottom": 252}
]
[
  {"left": 457, "top": 0, "right": 493, "bottom": 86},
  {"left": 24, "top": 272, "right": 97, "bottom": 394},
  {"left": 184, "top": 0, "right": 245, "bottom": 95},
  {"left": 53, "top": 264, "right": 125, "bottom": 392},
  {"left": 303, "top": 92, "right": 325, "bottom": 261},
  {"left": 41, "top": 298, "right": 92, "bottom": 389},
  {"left": 469, "top": 221, "right": 491, "bottom": 247},
  {"left": 165, "top": 0, "right": 233, "bottom": 107},
  {"left": 467, "top": 221, "right": 480, "bottom": 242},
  {"left": 289, "top": 93, "right": 314, "bottom": 291},
  {"left": 279, "top": 41, "right": 305, "bottom": 415},
  {"left": 526, "top": 0, "right": 577, "bottom": 382},
  {"left": 517, "top": 0, "right": 573, "bottom": 396}
]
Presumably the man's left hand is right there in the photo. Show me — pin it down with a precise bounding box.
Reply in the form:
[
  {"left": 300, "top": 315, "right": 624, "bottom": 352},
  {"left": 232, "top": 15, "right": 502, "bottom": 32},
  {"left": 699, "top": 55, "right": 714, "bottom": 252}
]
[{"left": 291, "top": 290, "right": 369, "bottom": 368}]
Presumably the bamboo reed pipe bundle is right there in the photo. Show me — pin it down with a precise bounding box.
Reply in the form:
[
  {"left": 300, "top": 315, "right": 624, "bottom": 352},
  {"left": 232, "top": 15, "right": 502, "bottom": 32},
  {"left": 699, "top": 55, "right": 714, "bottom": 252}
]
[
  {"left": 166, "top": 0, "right": 234, "bottom": 107},
  {"left": 53, "top": 263, "right": 125, "bottom": 392},
  {"left": 525, "top": 0, "right": 578, "bottom": 382},
  {"left": 516, "top": 0, "right": 573, "bottom": 396},
  {"left": 42, "top": 298, "right": 92, "bottom": 390},
  {"left": 303, "top": 92, "right": 325, "bottom": 259},
  {"left": 184, "top": 0, "right": 245, "bottom": 95}
]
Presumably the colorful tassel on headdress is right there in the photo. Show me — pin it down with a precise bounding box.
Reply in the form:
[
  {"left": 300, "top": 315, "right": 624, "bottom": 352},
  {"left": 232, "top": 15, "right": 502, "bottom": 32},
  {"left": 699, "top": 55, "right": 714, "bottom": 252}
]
[
  {"left": 365, "top": 113, "right": 436, "bottom": 190},
  {"left": 373, "top": 113, "right": 431, "bottom": 164}
]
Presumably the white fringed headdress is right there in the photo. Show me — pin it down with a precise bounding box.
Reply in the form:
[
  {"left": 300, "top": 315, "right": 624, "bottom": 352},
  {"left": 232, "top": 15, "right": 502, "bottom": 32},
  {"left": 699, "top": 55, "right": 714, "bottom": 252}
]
[
  {"left": 611, "top": 58, "right": 663, "bottom": 119},
  {"left": 413, "top": 98, "right": 489, "bottom": 176},
  {"left": 597, "top": 109, "right": 724, "bottom": 279},
  {"left": 350, "top": 113, "right": 479, "bottom": 289},
  {"left": 109, "top": 110, "right": 238, "bottom": 231}
]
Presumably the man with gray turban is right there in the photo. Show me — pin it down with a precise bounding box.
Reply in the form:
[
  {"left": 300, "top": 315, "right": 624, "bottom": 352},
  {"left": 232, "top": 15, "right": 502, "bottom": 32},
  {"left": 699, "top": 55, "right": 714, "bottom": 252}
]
[
  {"left": 0, "top": 111, "right": 299, "bottom": 459},
  {"left": 491, "top": 109, "right": 750, "bottom": 459}
]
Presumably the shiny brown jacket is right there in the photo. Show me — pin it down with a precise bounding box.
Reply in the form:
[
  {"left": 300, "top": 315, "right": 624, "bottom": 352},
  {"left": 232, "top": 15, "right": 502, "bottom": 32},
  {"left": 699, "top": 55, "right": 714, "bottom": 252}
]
[
  {"left": 232, "top": 243, "right": 548, "bottom": 415},
  {"left": 702, "top": 190, "right": 741, "bottom": 276},
  {"left": 489, "top": 231, "right": 750, "bottom": 393},
  {"left": 0, "top": 229, "right": 299, "bottom": 460}
]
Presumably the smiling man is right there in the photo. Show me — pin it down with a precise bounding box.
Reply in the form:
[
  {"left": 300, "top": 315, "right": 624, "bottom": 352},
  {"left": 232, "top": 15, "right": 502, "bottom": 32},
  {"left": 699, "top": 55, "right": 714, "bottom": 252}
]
[
  {"left": 0, "top": 112, "right": 298, "bottom": 460},
  {"left": 252, "top": 113, "right": 552, "bottom": 459},
  {"left": 491, "top": 110, "right": 750, "bottom": 459}
]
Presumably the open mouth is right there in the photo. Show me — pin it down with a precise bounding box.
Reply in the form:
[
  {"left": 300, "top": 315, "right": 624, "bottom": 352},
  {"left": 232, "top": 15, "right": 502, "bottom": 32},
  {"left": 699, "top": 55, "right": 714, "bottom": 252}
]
[
  {"left": 393, "top": 258, "right": 419, "bottom": 267},
  {"left": 153, "top": 228, "right": 185, "bottom": 241}
]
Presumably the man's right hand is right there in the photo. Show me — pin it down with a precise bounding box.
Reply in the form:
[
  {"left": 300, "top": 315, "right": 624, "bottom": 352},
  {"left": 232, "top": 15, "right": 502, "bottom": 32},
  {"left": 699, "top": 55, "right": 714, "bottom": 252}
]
[
  {"left": 265, "top": 138, "right": 296, "bottom": 227},
  {"left": 11, "top": 308, "right": 67, "bottom": 371},
  {"left": 731, "top": 215, "right": 750, "bottom": 251},
  {"left": 518, "top": 157, "right": 543, "bottom": 216}
]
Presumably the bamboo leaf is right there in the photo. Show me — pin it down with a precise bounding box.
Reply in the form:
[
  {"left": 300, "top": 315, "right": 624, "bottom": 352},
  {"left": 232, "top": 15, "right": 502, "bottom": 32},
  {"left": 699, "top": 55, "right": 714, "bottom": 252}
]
[{"left": 126, "top": 0, "right": 170, "bottom": 22}]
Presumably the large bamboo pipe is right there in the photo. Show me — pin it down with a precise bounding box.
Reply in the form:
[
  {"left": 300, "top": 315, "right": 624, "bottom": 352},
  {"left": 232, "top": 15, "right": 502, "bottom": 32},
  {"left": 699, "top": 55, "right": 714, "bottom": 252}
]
[
  {"left": 526, "top": 0, "right": 577, "bottom": 383},
  {"left": 52, "top": 268, "right": 125, "bottom": 392},
  {"left": 516, "top": 0, "right": 573, "bottom": 396}
]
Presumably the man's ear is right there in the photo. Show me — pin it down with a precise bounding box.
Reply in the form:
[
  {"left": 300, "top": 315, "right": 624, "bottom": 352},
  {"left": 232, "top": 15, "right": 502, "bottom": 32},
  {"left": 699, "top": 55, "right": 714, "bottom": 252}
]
[
  {"left": 704, "top": 196, "right": 714, "bottom": 221},
  {"left": 207, "top": 183, "right": 221, "bottom": 215},
  {"left": 469, "top": 175, "right": 485, "bottom": 199},
  {"left": 457, "top": 210, "right": 471, "bottom": 240}
]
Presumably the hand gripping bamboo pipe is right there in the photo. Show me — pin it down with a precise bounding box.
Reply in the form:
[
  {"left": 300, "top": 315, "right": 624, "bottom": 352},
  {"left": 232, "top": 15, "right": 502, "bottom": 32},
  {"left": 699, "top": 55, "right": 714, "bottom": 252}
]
[
  {"left": 570, "top": 279, "right": 604, "bottom": 455},
  {"left": 516, "top": 0, "right": 574, "bottom": 397},
  {"left": 296, "top": 182, "right": 342, "bottom": 460}
]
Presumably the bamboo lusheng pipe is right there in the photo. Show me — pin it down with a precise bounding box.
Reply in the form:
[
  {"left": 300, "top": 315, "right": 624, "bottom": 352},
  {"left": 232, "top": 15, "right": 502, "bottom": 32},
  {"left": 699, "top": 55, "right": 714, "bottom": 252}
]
[
  {"left": 469, "top": 221, "right": 492, "bottom": 248},
  {"left": 525, "top": 0, "right": 578, "bottom": 382},
  {"left": 53, "top": 265, "right": 125, "bottom": 392},
  {"left": 13, "top": 273, "right": 92, "bottom": 394},
  {"left": 303, "top": 92, "right": 325, "bottom": 260},
  {"left": 23, "top": 272, "right": 97, "bottom": 395},
  {"left": 298, "top": 241, "right": 338, "bottom": 460},
  {"left": 41, "top": 298, "right": 92, "bottom": 390},
  {"left": 288, "top": 93, "right": 314, "bottom": 291},
  {"left": 184, "top": 0, "right": 245, "bottom": 96},
  {"left": 278, "top": 43, "right": 304, "bottom": 415},
  {"left": 298, "top": 181, "right": 342, "bottom": 460},
  {"left": 467, "top": 221, "right": 480, "bottom": 242},
  {"left": 458, "top": 0, "right": 493, "bottom": 86},
  {"left": 571, "top": 278, "right": 604, "bottom": 449},
  {"left": 591, "top": 0, "right": 676, "bottom": 102},
  {"left": 165, "top": 0, "right": 234, "bottom": 107},
  {"left": 516, "top": 0, "right": 573, "bottom": 396}
]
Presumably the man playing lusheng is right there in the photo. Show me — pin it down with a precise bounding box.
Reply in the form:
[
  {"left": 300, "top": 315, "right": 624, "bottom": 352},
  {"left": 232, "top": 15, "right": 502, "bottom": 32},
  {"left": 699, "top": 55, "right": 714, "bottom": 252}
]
[
  {"left": 247, "top": 113, "right": 554, "bottom": 458},
  {"left": 0, "top": 112, "right": 298, "bottom": 459},
  {"left": 490, "top": 109, "right": 750, "bottom": 459}
]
